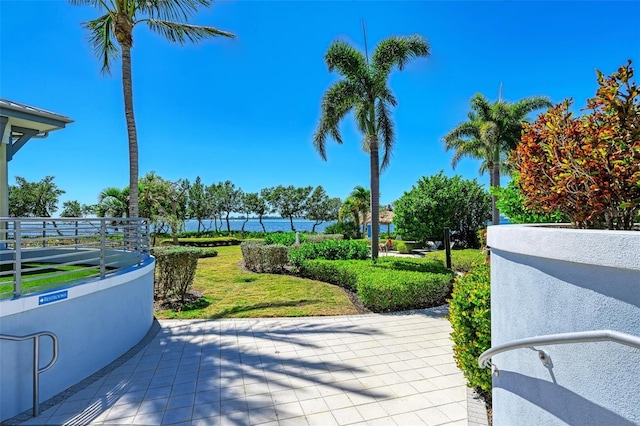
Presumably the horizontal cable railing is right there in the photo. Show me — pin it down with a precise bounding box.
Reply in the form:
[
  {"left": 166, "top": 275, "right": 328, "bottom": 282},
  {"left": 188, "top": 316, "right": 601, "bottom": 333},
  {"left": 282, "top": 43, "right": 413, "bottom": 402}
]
[
  {"left": 0, "top": 331, "right": 59, "bottom": 417},
  {"left": 479, "top": 329, "right": 640, "bottom": 370},
  {"left": 0, "top": 217, "right": 151, "bottom": 299}
]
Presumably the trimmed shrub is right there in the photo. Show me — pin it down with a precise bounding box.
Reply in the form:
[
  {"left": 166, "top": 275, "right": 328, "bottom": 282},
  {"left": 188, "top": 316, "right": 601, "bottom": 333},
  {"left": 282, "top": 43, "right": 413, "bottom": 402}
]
[
  {"left": 448, "top": 264, "right": 492, "bottom": 397},
  {"left": 240, "top": 241, "right": 289, "bottom": 273},
  {"left": 306, "top": 233, "right": 344, "bottom": 243},
  {"left": 395, "top": 241, "right": 410, "bottom": 254},
  {"left": 198, "top": 248, "right": 218, "bottom": 258},
  {"left": 288, "top": 239, "right": 370, "bottom": 267},
  {"left": 357, "top": 269, "right": 453, "bottom": 312},
  {"left": 377, "top": 257, "right": 451, "bottom": 274},
  {"left": 264, "top": 232, "right": 307, "bottom": 246},
  {"left": 298, "top": 258, "right": 453, "bottom": 311},
  {"left": 298, "top": 260, "right": 359, "bottom": 291},
  {"left": 152, "top": 246, "right": 201, "bottom": 302},
  {"left": 161, "top": 237, "right": 241, "bottom": 247}
]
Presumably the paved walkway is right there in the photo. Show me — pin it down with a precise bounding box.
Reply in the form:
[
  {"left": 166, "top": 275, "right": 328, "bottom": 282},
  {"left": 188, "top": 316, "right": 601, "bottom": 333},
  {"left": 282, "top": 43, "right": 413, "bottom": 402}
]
[{"left": 18, "top": 307, "right": 471, "bottom": 425}]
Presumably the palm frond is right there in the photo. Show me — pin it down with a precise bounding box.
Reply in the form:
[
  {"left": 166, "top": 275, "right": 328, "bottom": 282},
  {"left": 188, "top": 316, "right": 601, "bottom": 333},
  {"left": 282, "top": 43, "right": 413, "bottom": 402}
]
[
  {"left": 470, "top": 94, "right": 493, "bottom": 121},
  {"left": 69, "top": 0, "right": 106, "bottom": 8},
  {"left": 138, "top": 0, "right": 212, "bottom": 23},
  {"left": 313, "top": 80, "right": 360, "bottom": 159},
  {"left": 376, "top": 100, "right": 395, "bottom": 171},
  {"left": 324, "top": 40, "right": 369, "bottom": 84},
  {"left": 84, "top": 13, "right": 119, "bottom": 74},
  {"left": 443, "top": 120, "right": 481, "bottom": 145},
  {"left": 378, "top": 86, "right": 398, "bottom": 107},
  {"left": 511, "top": 96, "right": 552, "bottom": 120},
  {"left": 371, "top": 35, "right": 429, "bottom": 79},
  {"left": 355, "top": 102, "right": 369, "bottom": 136},
  {"left": 146, "top": 20, "right": 235, "bottom": 44}
]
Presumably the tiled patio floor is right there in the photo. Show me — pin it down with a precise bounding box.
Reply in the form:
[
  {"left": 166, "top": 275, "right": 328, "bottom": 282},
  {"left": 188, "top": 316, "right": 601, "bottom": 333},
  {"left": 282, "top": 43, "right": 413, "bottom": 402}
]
[{"left": 17, "top": 307, "right": 471, "bottom": 425}]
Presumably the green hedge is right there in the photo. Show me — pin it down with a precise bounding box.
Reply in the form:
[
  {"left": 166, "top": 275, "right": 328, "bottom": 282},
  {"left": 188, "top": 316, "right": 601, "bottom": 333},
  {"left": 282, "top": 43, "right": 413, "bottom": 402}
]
[
  {"left": 263, "top": 232, "right": 307, "bottom": 246},
  {"left": 161, "top": 237, "right": 241, "bottom": 247},
  {"left": 152, "top": 246, "right": 201, "bottom": 302},
  {"left": 306, "top": 233, "right": 343, "bottom": 243},
  {"left": 289, "top": 240, "right": 370, "bottom": 267},
  {"left": 240, "top": 241, "right": 289, "bottom": 273},
  {"left": 297, "top": 260, "right": 360, "bottom": 291},
  {"left": 299, "top": 258, "right": 454, "bottom": 312},
  {"left": 448, "top": 264, "right": 492, "bottom": 397}
]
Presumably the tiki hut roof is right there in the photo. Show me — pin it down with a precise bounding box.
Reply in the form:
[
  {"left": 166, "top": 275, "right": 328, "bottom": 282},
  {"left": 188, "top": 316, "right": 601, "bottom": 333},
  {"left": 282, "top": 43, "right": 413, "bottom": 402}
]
[{"left": 362, "top": 209, "right": 395, "bottom": 225}]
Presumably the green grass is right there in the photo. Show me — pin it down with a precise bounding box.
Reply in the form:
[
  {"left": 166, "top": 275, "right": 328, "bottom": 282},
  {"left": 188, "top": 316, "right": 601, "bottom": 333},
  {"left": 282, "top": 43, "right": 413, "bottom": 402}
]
[
  {"left": 0, "top": 263, "right": 100, "bottom": 297},
  {"left": 154, "top": 245, "right": 359, "bottom": 319},
  {"left": 422, "top": 248, "right": 486, "bottom": 272}
]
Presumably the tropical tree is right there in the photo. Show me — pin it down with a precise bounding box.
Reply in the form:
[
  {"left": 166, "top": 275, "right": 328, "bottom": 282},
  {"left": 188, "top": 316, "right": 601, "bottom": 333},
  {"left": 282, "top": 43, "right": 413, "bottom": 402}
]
[
  {"left": 187, "top": 176, "right": 211, "bottom": 233},
  {"left": 139, "top": 172, "right": 189, "bottom": 243},
  {"left": 71, "top": 0, "right": 235, "bottom": 219},
  {"left": 243, "top": 192, "right": 269, "bottom": 232},
  {"left": 60, "top": 200, "right": 94, "bottom": 217},
  {"left": 217, "top": 181, "right": 243, "bottom": 233},
  {"left": 264, "top": 185, "right": 312, "bottom": 231},
  {"left": 443, "top": 93, "right": 551, "bottom": 225},
  {"left": 9, "top": 176, "right": 65, "bottom": 217},
  {"left": 313, "top": 34, "right": 430, "bottom": 260},
  {"left": 96, "top": 186, "right": 129, "bottom": 218},
  {"left": 393, "top": 172, "right": 491, "bottom": 248},
  {"left": 349, "top": 185, "right": 370, "bottom": 236},
  {"left": 305, "top": 186, "right": 341, "bottom": 232}
]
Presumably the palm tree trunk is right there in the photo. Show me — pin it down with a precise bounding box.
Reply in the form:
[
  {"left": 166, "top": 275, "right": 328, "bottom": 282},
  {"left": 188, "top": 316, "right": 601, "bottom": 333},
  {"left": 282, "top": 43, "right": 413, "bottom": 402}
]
[
  {"left": 491, "top": 149, "right": 501, "bottom": 225},
  {"left": 121, "top": 44, "right": 139, "bottom": 219},
  {"left": 369, "top": 136, "right": 380, "bottom": 262}
]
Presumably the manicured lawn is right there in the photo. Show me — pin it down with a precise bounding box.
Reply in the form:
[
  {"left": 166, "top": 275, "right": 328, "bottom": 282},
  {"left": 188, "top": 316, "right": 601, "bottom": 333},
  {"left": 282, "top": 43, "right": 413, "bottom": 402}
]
[
  {"left": 154, "top": 245, "right": 359, "bottom": 319},
  {"left": 422, "top": 248, "right": 486, "bottom": 272},
  {"left": 0, "top": 264, "right": 100, "bottom": 298}
]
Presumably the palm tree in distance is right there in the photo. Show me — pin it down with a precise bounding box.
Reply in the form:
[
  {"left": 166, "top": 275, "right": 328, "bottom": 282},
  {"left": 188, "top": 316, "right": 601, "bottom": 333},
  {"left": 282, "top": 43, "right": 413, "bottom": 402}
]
[
  {"left": 314, "top": 32, "right": 430, "bottom": 261},
  {"left": 350, "top": 185, "right": 370, "bottom": 237},
  {"left": 443, "top": 92, "right": 551, "bottom": 225},
  {"left": 71, "top": 0, "right": 235, "bottom": 219}
]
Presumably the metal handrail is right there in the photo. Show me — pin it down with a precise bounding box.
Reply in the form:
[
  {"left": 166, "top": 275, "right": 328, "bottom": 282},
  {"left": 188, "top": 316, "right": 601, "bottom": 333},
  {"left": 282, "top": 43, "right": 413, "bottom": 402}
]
[
  {"left": 479, "top": 329, "right": 640, "bottom": 369},
  {"left": 0, "top": 331, "right": 59, "bottom": 417},
  {"left": 0, "top": 217, "right": 151, "bottom": 299}
]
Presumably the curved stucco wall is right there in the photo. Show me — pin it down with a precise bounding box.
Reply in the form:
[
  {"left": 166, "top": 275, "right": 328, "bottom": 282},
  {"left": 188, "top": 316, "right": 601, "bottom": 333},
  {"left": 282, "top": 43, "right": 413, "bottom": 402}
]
[
  {"left": 488, "top": 225, "right": 640, "bottom": 425},
  {"left": 0, "top": 258, "right": 155, "bottom": 422}
]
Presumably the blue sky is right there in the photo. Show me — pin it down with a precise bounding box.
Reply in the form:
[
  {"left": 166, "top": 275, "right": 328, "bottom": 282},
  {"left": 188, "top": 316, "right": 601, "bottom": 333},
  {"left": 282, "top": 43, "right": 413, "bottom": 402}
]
[{"left": 1, "top": 0, "right": 639, "bottom": 213}]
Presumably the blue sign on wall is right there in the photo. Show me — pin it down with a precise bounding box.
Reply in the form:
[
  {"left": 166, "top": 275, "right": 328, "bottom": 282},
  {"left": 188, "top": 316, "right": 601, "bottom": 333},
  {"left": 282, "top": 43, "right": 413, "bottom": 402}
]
[{"left": 39, "top": 290, "right": 68, "bottom": 305}]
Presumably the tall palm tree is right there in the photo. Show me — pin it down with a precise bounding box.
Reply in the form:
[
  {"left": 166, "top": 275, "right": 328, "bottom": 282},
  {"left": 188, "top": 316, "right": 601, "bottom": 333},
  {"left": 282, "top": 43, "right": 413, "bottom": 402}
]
[
  {"left": 443, "top": 93, "right": 551, "bottom": 225},
  {"left": 314, "top": 34, "right": 430, "bottom": 260},
  {"left": 71, "top": 0, "right": 235, "bottom": 219}
]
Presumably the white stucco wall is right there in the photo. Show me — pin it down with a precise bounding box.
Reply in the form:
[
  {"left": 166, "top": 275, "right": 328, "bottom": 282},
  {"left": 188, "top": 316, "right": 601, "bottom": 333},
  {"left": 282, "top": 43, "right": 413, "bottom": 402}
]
[
  {"left": 488, "top": 225, "right": 640, "bottom": 425},
  {"left": 0, "top": 258, "right": 155, "bottom": 421}
]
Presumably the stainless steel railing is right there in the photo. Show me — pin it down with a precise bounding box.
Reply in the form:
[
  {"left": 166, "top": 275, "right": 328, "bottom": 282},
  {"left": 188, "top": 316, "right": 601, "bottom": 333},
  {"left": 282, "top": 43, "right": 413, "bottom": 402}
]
[
  {"left": 479, "top": 329, "right": 640, "bottom": 371},
  {"left": 0, "top": 331, "right": 59, "bottom": 417},
  {"left": 0, "top": 217, "right": 151, "bottom": 299}
]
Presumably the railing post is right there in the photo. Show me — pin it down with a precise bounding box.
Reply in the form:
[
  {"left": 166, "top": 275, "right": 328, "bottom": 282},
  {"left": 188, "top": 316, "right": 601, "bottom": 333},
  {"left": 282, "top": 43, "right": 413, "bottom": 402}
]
[
  {"left": 137, "top": 220, "right": 142, "bottom": 265},
  {"left": 444, "top": 227, "right": 452, "bottom": 269},
  {"left": 100, "top": 220, "right": 106, "bottom": 279},
  {"left": 14, "top": 220, "right": 22, "bottom": 297},
  {"left": 33, "top": 335, "right": 40, "bottom": 417},
  {"left": 74, "top": 220, "right": 79, "bottom": 248}
]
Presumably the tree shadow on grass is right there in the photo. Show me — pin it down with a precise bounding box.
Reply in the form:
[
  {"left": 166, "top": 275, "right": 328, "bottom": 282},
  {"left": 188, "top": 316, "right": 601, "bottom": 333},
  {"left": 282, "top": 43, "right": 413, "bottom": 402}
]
[{"left": 208, "top": 300, "right": 323, "bottom": 319}]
